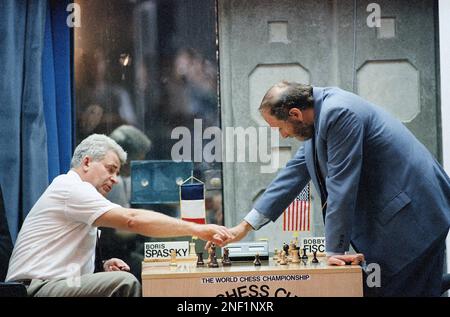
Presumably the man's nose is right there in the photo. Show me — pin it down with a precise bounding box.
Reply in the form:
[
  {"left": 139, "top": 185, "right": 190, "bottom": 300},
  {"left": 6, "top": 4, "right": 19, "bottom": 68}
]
[{"left": 111, "top": 175, "right": 118, "bottom": 184}]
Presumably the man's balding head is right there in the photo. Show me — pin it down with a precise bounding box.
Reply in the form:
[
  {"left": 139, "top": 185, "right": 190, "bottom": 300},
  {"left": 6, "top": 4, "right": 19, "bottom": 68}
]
[{"left": 259, "top": 81, "right": 314, "bottom": 120}]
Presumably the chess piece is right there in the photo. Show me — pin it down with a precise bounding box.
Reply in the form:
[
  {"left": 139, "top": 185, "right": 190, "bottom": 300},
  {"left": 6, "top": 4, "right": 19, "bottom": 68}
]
[
  {"left": 289, "top": 241, "right": 295, "bottom": 255},
  {"left": 293, "top": 236, "right": 299, "bottom": 248},
  {"left": 291, "top": 248, "right": 300, "bottom": 263},
  {"left": 207, "top": 243, "right": 215, "bottom": 264},
  {"left": 287, "top": 241, "right": 295, "bottom": 262},
  {"left": 189, "top": 240, "right": 196, "bottom": 257},
  {"left": 253, "top": 253, "right": 261, "bottom": 266},
  {"left": 279, "top": 251, "right": 287, "bottom": 265},
  {"left": 170, "top": 249, "right": 177, "bottom": 266},
  {"left": 222, "top": 247, "right": 232, "bottom": 266},
  {"left": 273, "top": 248, "right": 278, "bottom": 261},
  {"left": 196, "top": 252, "right": 205, "bottom": 266},
  {"left": 301, "top": 247, "right": 308, "bottom": 260},
  {"left": 277, "top": 250, "right": 283, "bottom": 263},
  {"left": 208, "top": 255, "right": 219, "bottom": 268},
  {"left": 283, "top": 243, "right": 289, "bottom": 256},
  {"left": 312, "top": 251, "right": 319, "bottom": 264},
  {"left": 208, "top": 244, "right": 219, "bottom": 268}
]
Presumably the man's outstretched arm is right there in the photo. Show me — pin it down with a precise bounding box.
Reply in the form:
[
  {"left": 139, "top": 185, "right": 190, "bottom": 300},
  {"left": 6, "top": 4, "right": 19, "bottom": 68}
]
[{"left": 93, "top": 207, "right": 234, "bottom": 246}]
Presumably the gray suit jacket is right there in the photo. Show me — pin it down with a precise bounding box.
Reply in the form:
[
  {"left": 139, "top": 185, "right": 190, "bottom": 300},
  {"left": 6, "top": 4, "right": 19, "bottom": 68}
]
[{"left": 254, "top": 87, "right": 450, "bottom": 277}]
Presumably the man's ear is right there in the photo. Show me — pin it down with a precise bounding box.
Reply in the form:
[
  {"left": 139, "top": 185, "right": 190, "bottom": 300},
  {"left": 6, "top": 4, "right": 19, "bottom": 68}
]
[
  {"left": 81, "top": 156, "right": 92, "bottom": 172},
  {"left": 288, "top": 108, "right": 303, "bottom": 121}
]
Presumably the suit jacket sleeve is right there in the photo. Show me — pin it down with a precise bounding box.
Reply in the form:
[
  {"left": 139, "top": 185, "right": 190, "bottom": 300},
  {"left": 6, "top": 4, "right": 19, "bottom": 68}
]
[
  {"left": 322, "top": 108, "right": 363, "bottom": 253},
  {"left": 254, "top": 145, "right": 311, "bottom": 221}
]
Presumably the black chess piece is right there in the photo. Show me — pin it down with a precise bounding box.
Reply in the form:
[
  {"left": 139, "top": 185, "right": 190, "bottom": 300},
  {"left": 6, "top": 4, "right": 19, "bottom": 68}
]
[
  {"left": 222, "top": 247, "right": 232, "bottom": 266},
  {"left": 312, "top": 251, "right": 319, "bottom": 264},
  {"left": 208, "top": 246, "right": 219, "bottom": 268},
  {"left": 283, "top": 243, "right": 289, "bottom": 255},
  {"left": 209, "top": 255, "right": 219, "bottom": 268},
  {"left": 253, "top": 253, "right": 261, "bottom": 266},
  {"left": 207, "top": 243, "right": 215, "bottom": 263},
  {"left": 196, "top": 252, "right": 204, "bottom": 266},
  {"left": 301, "top": 247, "right": 308, "bottom": 260}
]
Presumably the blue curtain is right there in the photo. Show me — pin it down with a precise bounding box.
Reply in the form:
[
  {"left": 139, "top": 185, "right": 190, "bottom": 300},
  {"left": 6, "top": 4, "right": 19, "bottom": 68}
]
[
  {"left": 43, "top": 0, "right": 73, "bottom": 182},
  {"left": 0, "top": 0, "right": 73, "bottom": 241}
]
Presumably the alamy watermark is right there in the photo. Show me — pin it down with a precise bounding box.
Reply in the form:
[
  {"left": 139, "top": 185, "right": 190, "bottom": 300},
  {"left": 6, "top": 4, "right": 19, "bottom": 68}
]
[
  {"left": 171, "top": 119, "right": 280, "bottom": 174},
  {"left": 65, "top": 263, "right": 81, "bottom": 288},
  {"left": 367, "top": 3, "right": 381, "bottom": 28},
  {"left": 365, "top": 262, "right": 381, "bottom": 288},
  {"left": 66, "top": 3, "right": 81, "bottom": 28}
]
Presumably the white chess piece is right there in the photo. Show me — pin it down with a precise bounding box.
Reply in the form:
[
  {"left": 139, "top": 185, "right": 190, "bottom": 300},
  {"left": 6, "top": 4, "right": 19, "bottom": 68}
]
[
  {"left": 279, "top": 251, "right": 288, "bottom": 265},
  {"left": 170, "top": 249, "right": 177, "bottom": 266},
  {"left": 291, "top": 248, "right": 300, "bottom": 263},
  {"left": 273, "top": 248, "right": 278, "bottom": 261},
  {"left": 189, "top": 241, "right": 196, "bottom": 257}
]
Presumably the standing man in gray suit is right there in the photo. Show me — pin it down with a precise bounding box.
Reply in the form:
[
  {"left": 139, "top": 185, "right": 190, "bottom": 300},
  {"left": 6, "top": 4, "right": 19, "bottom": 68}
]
[{"left": 226, "top": 81, "right": 450, "bottom": 296}]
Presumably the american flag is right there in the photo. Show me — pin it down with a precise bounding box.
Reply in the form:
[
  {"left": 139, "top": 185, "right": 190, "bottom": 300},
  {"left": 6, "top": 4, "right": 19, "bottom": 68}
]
[{"left": 283, "top": 183, "right": 311, "bottom": 231}]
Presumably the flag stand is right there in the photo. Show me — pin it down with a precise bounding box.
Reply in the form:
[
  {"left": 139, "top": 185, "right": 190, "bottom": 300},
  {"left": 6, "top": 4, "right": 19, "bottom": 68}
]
[
  {"left": 180, "top": 174, "right": 204, "bottom": 186},
  {"left": 179, "top": 175, "right": 206, "bottom": 258}
]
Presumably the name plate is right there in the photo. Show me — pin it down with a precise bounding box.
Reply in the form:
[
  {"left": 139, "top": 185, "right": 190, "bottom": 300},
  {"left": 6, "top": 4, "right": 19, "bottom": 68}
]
[
  {"left": 301, "top": 237, "right": 325, "bottom": 255},
  {"left": 144, "top": 241, "right": 189, "bottom": 261}
]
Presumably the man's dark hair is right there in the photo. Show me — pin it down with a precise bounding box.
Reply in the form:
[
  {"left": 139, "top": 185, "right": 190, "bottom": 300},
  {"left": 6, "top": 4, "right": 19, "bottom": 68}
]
[{"left": 259, "top": 81, "right": 314, "bottom": 120}]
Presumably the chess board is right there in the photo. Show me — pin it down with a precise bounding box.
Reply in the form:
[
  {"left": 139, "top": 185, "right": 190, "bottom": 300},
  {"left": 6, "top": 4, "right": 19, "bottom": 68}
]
[{"left": 141, "top": 259, "right": 363, "bottom": 297}]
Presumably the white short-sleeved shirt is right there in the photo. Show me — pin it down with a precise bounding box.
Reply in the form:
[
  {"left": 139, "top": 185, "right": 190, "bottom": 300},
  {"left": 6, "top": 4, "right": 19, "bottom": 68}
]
[{"left": 6, "top": 170, "right": 120, "bottom": 281}]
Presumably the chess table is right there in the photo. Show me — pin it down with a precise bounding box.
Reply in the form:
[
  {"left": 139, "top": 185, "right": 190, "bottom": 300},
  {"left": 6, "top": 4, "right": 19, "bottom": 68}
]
[{"left": 141, "top": 259, "right": 363, "bottom": 297}]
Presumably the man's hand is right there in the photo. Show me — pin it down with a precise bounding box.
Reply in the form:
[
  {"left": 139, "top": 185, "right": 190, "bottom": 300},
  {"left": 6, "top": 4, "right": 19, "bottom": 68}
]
[
  {"left": 205, "top": 221, "right": 253, "bottom": 250},
  {"left": 103, "top": 258, "right": 130, "bottom": 272},
  {"left": 327, "top": 253, "right": 365, "bottom": 266},
  {"left": 192, "top": 224, "right": 234, "bottom": 247},
  {"left": 227, "top": 221, "right": 253, "bottom": 243}
]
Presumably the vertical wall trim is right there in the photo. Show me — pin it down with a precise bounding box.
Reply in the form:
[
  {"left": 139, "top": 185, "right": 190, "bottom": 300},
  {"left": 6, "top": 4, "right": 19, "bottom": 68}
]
[{"left": 438, "top": 0, "right": 450, "bottom": 277}]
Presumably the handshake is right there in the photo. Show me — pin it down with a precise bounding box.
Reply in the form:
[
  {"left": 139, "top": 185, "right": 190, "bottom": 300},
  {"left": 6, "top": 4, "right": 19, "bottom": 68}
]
[{"left": 190, "top": 220, "right": 253, "bottom": 248}]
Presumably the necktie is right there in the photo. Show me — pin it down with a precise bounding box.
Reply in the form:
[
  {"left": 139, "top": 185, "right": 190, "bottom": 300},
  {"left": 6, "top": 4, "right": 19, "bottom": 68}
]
[{"left": 312, "top": 136, "right": 328, "bottom": 221}]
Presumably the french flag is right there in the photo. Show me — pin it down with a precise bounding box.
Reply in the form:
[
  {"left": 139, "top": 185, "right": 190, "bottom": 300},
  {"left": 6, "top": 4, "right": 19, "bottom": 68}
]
[{"left": 180, "top": 183, "right": 206, "bottom": 224}]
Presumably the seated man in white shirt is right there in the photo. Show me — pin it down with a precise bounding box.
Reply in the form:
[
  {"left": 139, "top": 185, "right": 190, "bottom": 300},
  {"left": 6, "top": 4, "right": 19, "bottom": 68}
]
[{"left": 6, "top": 134, "right": 233, "bottom": 297}]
